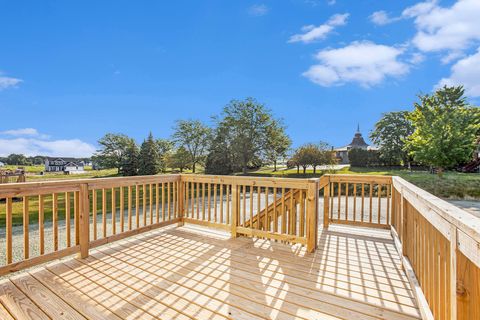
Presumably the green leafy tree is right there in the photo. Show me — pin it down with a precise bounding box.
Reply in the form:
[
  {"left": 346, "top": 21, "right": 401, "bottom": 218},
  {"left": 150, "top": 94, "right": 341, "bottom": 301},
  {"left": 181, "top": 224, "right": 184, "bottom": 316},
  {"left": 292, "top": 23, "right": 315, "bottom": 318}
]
[
  {"left": 216, "top": 98, "right": 285, "bottom": 174},
  {"left": 293, "top": 142, "right": 334, "bottom": 173},
  {"left": 156, "top": 138, "right": 173, "bottom": 172},
  {"left": 166, "top": 146, "right": 191, "bottom": 173},
  {"left": 93, "top": 133, "right": 134, "bottom": 172},
  {"left": 406, "top": 86, "right": 480, "bottom": 172},
  {"left": 6, "top": 154, "right": 30, "bottom": 165},
  {"left": 121, "top": 140, "right": 139, "bottom": 176},
  {"left": 265, "top": 121, "right": 291, "bottom": 171},
  {"left": 172, "top": 120, "right": 211, "bottom": 173},
  {"left": 138, "top": 132, "right": 160, "bottom": 175},
  {"left": 370, "top": 111, "right": 413, "bottom": 166},
  {"left": 205, "top": 126, "right": 234, "bottom": 175}
]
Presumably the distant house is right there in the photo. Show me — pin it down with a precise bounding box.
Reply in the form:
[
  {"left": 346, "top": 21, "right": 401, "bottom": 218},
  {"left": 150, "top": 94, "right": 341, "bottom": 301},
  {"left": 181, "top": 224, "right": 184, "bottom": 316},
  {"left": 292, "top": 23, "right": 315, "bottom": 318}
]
[
  {"left": 334, "top": 125, "right": 378, "bottom": 164},
  {"left": 44, "top": 157, "right": 85, "bottom": 174},
  {"left": 0, "top": 161, "right": 4, "bottom": 167}
]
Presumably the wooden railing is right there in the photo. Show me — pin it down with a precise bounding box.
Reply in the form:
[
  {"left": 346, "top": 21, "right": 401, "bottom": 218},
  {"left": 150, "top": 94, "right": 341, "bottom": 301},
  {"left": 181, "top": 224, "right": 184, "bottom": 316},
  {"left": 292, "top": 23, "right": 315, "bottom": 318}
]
[
  {"left": 0, "top": 175, "right": 182, "bottom": 276},
  {"left": 391, "top": 176, "right": 480, "bottom": 320},
  {"left": 181, "top": 175, "right": 319, "bottom": 251},
  {"left": 321, "top": 174, "right": 392, "bottom": 229},
  {"left": 1, "top": 172, "right": 479, "bottom": 320}
]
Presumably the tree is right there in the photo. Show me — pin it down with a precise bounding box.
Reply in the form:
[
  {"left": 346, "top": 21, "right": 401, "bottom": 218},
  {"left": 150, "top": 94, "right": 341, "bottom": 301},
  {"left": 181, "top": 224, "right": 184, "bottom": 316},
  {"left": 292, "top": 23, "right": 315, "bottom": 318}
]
[
  {"left": 292, "top": 142, "right": 333, "bottom": 174},
  {"left": 156, "top": 138, "right": 173, "bottom": 173},
  {"left": 138, "top": 132, "right": 160, "bottom": 175},
  {"left": 265, "top": 121, "right": 291, "bottom": 171},
  {"left": 93, "top": 133, "right": 134, "bottom": 172},
  {"left": 172, "top": 120, "right": 211, "bottom": 173},
  {"left": 215, "top": 98, "right": 286, "bottom": 174},
  {"left": 6, "top": 154, "right": 29, "bottom": 165},
  {"left": 348, "top": 149, "right": 369, "bottom": 167},
  {"left": 370, "top": 111, "right": 413, "bottom": 166},
  {"left": 121, "top": 140, "right": 139, "bottom": 176},
  {"left": 406, "top": 86, "right": 480, "bottom": 172},
  {"left": 166, "top": 146, "right": 191, "bottom": 173},
  {"left": 205, "top": 126, "right": 234, "bottom": 175}
]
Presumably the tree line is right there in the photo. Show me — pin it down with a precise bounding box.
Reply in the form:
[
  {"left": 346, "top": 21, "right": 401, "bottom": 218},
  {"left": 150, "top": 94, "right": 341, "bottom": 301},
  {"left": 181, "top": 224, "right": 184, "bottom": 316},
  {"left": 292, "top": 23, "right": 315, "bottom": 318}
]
[
  {"left": 365, "top": 85, "right": 480, "bottom": 172},
  {"left": 93, "top": 97, "right": 293, "bottom": 176}
]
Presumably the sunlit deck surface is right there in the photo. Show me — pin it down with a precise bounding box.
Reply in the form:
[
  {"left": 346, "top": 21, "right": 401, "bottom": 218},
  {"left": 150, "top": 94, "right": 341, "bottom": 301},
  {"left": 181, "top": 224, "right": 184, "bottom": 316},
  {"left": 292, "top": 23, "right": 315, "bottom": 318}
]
[{"left": 0, "top": 224, "right": 420, "bottom": 320}]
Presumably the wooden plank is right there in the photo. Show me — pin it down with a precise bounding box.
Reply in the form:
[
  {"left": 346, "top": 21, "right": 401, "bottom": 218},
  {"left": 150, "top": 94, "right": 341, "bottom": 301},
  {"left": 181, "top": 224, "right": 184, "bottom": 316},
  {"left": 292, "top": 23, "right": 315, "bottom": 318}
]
[
  {"left": 155, "top": 183, "right": 159, "bottom": 222},
  {"left": 142, "top": 184, "right": 147, "bottom": 226},
  {"left": 323, "top": 182, "right": 330, "bottom": 228},
  {"left": 135, "top": 184, "right": 140, "bottom": 228},
  {"left": 111, "top": 187, "right": 116, "bottom": 234},
  {"left": 103, "top": 240, "right": 413, "bottom": 320},
  {"left": 23, "top": 196, "right": 29, "bottom": 259},
  {"left": 102, "top": 188, "right": 107, "bottom": 237},
  {"left": 0, "top": 246, "right": 80, "bottom": 277},
  {"left": 66, "top": 192, "right": 71, "bottom": 247},
  {"left": 53, "top": 193, "right": 59, "bottom": 251},
  {"left": 119, "top": 186, "right": 124, "bottom": 232},
  {"left": 74, "top": 191, "right": 80, "bottom": 245},
  {"left": 236, "top": 226, "right": 306, "bottom": 244},
  {"left": 79, "top": 183, "right": 89, "bottom": 259},
  {"left": 114, "top": 229, "right": 420, "bottom": 318},
  {"left": 0, "top": 303, "right": 14, "bottom": 320},
  {"left": 38, "top": 194, "right": 45, "bottom": 255},
  {"left": 11, "top": 274, "right": 86, "bottom": 320},
  {"left": 127, "top": 186, "right": 132, "bottom": 230},
  {"left": 92, "top": 190, "right": 97, "bottom": 240},
  {"left": 6, "top": 198, "right": 12, "bottom": 264},
  {"left": 183, "top": 218, "right": 230, "bottom": 231},
  {"left": 30, "top": 268, "right": 122, "bottom": 320},
  {"left": 149, "top": 183, "right": 153, "bottom": 224},
  {"left": 0, "top": 279, "right": 49, "bottom": 319}
]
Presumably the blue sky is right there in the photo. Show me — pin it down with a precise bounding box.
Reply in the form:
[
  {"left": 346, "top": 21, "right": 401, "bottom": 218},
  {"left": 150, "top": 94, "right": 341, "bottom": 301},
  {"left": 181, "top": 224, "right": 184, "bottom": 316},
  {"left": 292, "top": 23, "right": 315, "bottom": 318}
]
[{"left": 1, "top": 0, "right": 479, "bottom": 157}]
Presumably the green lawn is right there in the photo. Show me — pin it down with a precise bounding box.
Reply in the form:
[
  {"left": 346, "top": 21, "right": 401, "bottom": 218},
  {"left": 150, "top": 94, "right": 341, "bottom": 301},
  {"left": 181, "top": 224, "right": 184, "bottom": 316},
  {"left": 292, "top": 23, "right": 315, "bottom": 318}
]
[{"left": 246, "top": 166, "right": 480, "bottom": 200}]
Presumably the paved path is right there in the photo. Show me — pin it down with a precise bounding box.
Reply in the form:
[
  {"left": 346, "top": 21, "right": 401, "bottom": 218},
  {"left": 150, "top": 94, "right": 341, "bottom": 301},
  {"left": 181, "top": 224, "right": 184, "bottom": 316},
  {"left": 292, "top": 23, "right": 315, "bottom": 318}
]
[{"left": 447, "top": 200, "right": 480, "bottom": 218}]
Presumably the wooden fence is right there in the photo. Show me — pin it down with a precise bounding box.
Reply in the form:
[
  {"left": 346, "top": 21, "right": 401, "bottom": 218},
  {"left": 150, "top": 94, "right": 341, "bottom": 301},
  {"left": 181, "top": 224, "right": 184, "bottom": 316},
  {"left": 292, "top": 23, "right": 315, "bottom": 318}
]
[{"left": 0, "top": 173, "right": 479, "bottom": 319}]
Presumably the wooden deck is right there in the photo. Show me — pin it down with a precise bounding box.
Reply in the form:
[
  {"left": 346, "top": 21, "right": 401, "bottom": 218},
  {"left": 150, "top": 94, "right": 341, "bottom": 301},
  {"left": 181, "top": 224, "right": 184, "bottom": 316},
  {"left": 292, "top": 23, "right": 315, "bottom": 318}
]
[{"left": 0, "top": 224, "right": 420, "bottom": 320}]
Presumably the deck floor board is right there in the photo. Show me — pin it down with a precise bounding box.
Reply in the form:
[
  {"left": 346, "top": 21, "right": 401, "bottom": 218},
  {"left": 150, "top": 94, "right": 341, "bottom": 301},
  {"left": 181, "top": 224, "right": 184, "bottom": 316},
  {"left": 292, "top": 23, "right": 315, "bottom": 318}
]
[{"left": 0, "top": 225, "right": 421, "bottom": 320}]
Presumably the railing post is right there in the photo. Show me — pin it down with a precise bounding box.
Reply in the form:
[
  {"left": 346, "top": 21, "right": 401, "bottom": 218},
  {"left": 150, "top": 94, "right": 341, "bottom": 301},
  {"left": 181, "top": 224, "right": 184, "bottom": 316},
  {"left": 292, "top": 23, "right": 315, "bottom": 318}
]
[
  {"left": 306, "top": 179, "right": 318, "bottom": 253},
  {"left": 231, "top": 182, "right": 239, "bottom": 238},
  {"left": 78, "top": 183, "right": 90, "bottom": 259},
  {"left": 449, "top": 224, "right": 457, "bottom": 320},
  {"left": 178, "top": 178, "right": 185, "bottom": 226},
  {"left": 323, "top": 181, "right": 330, "bottom": 229}
]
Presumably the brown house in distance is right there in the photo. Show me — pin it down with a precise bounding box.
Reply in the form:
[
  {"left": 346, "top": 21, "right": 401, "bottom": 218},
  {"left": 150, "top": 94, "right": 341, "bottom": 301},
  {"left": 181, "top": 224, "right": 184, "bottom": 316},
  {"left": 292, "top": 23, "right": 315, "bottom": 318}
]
[{"left": 334, "top": 125, "right": 377, "bottom": 164}]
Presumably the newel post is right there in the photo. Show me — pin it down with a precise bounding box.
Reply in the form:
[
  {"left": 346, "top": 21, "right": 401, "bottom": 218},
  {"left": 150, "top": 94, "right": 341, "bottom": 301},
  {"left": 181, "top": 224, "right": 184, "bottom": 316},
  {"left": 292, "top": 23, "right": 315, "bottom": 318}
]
[
  {"left": 231, "top": 182, "right": 239, "bottom": 238},
  {"left": 78, "top": 183, "right": 90, "bottom": 259},
  {"left": 306, "top": 179, "right": 319, "bottom": 253},
  {"left": 178, "top": 177, "right": 185, "bottom": 226},
  {"left": 323, "top": 181, "right": 330, "bottom": 229}
]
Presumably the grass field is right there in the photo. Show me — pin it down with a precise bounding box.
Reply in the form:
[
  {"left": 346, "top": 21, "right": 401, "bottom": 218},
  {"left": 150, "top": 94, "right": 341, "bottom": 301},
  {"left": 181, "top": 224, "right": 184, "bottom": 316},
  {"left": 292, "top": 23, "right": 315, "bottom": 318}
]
[{"left": 246, "top": 166, "right": 480, "bottom": 200}]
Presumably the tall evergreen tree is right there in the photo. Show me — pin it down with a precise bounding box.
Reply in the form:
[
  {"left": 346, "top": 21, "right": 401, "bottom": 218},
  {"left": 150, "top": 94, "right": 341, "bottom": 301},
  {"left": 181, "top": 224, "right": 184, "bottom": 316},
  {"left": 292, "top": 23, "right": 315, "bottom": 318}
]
[
  {"left": 138, "top": 132, "right": 160, "bottom": 175},
  {"left": 120, "top": 140, "right": 139, "bottom": 176}
]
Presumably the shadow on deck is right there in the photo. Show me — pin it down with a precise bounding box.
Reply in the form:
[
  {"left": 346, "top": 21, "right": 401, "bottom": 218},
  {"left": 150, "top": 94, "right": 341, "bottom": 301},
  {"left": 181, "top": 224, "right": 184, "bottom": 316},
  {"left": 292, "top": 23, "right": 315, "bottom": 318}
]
[{"left": 0, "top": 224, "right": 420, "bottom": 320}]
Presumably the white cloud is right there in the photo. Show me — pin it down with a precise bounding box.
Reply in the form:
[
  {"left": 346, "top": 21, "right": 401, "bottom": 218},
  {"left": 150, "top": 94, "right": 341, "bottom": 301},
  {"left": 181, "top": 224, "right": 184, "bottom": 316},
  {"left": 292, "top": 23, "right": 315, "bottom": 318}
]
[
  {"left": 1, "top": 128, "right": 39, "bottom": 136},
  {"left": 0, "top": 128, "right": 96, "bottom": 157},
  {"left": 0, "top": 73, "right": 22, "bottom": 90},
  {"left": 437, "top": 48, "right": 480, "bottom": 97},
  {"left": 406, "top": 0, "right": 480, "bottom": 55},
  {"left": 369, "top": 11, "right": 399, "bottom": 26},
  {"left": 248, "top": 4, "right": 269, "bottom": 16},
  {"left": 289, "top": 13, "right": 349, "bottom": 43},
  {"left": 409, "top": 52, "right": 426, "bottom": 64},
  {"left": 303, "top": 41, "right": 409, "bottom": 87}
]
